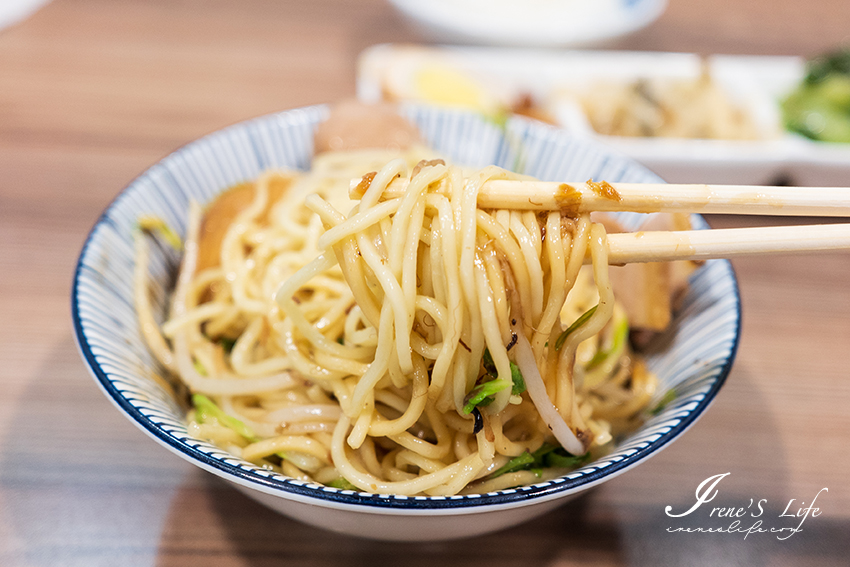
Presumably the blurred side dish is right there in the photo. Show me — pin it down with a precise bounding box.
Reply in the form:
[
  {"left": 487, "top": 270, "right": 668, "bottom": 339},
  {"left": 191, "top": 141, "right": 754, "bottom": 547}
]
[
  {"left": 377, "top": 53, "right": 762, "bottom": 141},
  {"left": 782, "top": 48, "right": 850, "bottom": 143},
  {"left": 570, "top": 74, "right": 760, "bottom": 140}
]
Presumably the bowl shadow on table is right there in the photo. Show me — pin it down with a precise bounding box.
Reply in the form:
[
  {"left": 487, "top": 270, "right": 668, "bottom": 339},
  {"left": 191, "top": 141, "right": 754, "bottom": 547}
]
[{"left": 162, "top": 479, "right": 621, "bottom": 566}]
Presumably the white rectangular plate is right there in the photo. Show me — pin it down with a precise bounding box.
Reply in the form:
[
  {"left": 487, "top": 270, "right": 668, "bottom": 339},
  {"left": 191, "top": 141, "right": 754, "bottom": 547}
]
[{"left": 357, "top": 44, "right": 850, "bottom": 186}]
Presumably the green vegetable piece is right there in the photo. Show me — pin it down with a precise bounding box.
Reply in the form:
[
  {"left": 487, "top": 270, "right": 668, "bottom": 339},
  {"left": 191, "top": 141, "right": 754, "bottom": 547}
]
[
  {"left": 137, "top": 215, "right": 183, "bottom": 251},
  {"left": 545, "top": 449, "right": 591, "bottom": 469},
  {"left": 531, "top": 442, "right": 558, "bottom": 460},
  {"left": 650, "top": 388, "right": 677, "bottom": 415},
  {"left": 193, "top": 359, "right": 208, "bottom": 376},
  {"left": 554, "top": 305, "right": 598, "bottom": 350},
  {"left": 193, "top": 394, "right": 258, "bottom": 442},
  {"left": 481, "top": 349, "right": 524, "bottom": 395},
  {"left": 327, "top": 477, "right": 358, "bottom": 491},
  {"left": 217, "top": 337, "right": 237, "bottom": 353},
  {"left": 510, "top": 362, "right": 526, "bottom": 395},
  {"left": 586, "top": 315, "right": 629, "bottom": 370},
  {"left": 488, "top": 451, "right": 536, "bottom": 479},
  {"left": 462, "top": 378, "right": 512, "bottom": 414},
  {"left": 481, "top": 348, "right": 497, "bottom": 375},
  {"left": 475, "top": 396, "right": 495, "bottom": 408},
  {"left": 486, "top": 442, "right": 586, "bottom": 481}
]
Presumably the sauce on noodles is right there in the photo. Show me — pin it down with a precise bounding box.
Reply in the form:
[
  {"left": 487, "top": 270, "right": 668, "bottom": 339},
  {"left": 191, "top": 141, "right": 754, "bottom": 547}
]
[{"left": 135, "top": 141, "right": 661, "bottom": 496}]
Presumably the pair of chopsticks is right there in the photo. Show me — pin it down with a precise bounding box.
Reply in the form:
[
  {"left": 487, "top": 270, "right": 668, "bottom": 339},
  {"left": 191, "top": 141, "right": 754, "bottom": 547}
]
[{"left": 351, "top": 177, "right": 850, "bottom": 264}]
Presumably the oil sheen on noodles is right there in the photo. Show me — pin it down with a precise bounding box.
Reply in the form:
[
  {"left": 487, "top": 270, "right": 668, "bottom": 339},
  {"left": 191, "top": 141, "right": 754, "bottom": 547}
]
[{"left": 134, "top": 148, "right": 657, "bottom": 496}]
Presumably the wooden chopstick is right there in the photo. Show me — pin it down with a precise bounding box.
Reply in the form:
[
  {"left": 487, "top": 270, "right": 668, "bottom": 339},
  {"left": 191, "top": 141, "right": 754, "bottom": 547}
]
[
  {"left": 349, "top": 175, "right": 850, "bottom": 263},
  {"left": 603, "top": 223, "right": 850, "bottom": 264},
  {"left": 355, "top": 177, "right": 850, "bottom": 217}
]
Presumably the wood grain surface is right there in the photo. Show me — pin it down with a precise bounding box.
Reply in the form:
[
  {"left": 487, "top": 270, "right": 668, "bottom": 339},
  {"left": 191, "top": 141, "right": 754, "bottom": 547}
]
[{"left": 1, "top": 1, "right": 848, "bottom": 566}]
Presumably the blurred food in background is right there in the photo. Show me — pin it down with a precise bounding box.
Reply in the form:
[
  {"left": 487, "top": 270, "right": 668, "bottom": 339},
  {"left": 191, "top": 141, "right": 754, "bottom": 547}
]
[
  {"left": 314, "top": 100, "right": 422, "bottom": 152},
  {"left": 782, "top": 48, "right": 850, "bottom": 143},
  {"left": 573, "top": 74, "right": 760, "bottom": 140},
  {"left": 358, "top": 44, "right": 850, "bottom": 186},
  {"left": 362, "top": 45, "right": 775, "bottom": 141},
  {"left": 379, "top": 50, "right": 509, "bottom": 118}
]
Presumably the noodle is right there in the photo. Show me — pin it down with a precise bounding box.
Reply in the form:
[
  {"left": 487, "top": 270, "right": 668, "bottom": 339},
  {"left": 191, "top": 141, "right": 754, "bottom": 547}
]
[{"left": 135, "top": 146, "right": 658, "bottom": 496}]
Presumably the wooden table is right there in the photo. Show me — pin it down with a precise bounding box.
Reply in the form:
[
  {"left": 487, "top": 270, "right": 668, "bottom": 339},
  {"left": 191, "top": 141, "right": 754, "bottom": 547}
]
[{"left": 1, "top": 1, "right": 848, "bottom": 565}]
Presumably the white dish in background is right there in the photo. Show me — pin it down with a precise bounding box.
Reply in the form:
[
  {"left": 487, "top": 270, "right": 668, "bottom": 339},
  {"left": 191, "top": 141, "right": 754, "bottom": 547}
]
[
  {"left": 388, "top": 0, "right": 668, "bottom": 48},
  {"left": 358, "top": 44, "right": 850, "bottom": 186},
  {"left": 0, "top": 0, "right": 50, "bottom": 30}
]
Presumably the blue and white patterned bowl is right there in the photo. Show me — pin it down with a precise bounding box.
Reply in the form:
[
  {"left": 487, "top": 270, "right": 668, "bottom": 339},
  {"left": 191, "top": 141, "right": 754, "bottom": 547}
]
[{"left": 72, "top": 105, "right": 740, "bottom": 541}]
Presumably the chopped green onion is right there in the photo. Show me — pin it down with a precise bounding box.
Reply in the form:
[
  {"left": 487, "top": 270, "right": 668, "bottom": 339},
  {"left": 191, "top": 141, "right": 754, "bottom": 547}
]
[
  {"left": 193, "top": 359, "right": 208, "bottom": 376},
  {"left": 555, "top": 305, "right": 598, "bottom": 350},
  {"left": 327, "top": 477, "right": 358, "bottom": 491},
  {"left": 587, "top": 315, "right": 629, "bottom": 370},
  {"left": 193, "top": 394, "right": 258, "bottom": 442},
  {"left": 476, "top": 396, "right": 495, "bottom": 408},
  {"left": 531, "top": 442, "right": 559, "bottom": 460},
  {"left": 137, "top": 215, "right": 183, "bottom": 251},
  {"left": 488, "top": 451, "right": 535, "bottom": 479},
  {"left": 462, "top": 378, "right": 511, "bottom": 414},
  {"left": 481, "top": 349, "right": 525, "bottom": 396},
  {"left": 486, "top": 442, "right": 588, "bottom": 480},
  {"left": 545, "top": 449, "right": 591, "bottom": 469},
  {"left": 510, "top": 362, "right": 526, "bottom": 395}
]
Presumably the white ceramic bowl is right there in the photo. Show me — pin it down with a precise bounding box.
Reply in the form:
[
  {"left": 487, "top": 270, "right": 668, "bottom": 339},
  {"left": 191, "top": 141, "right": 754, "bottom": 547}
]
[
  {"left": 72, "top": 105, "right": 740, "bottom": 541},
  {"left": 387, "top": 0, "right": 668, "bottom": 47}
]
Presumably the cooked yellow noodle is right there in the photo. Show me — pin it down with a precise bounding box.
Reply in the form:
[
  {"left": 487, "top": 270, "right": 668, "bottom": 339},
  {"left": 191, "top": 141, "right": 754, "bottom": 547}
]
[{"left": 135, "top": 147, "right": 658, "bottom": 496}]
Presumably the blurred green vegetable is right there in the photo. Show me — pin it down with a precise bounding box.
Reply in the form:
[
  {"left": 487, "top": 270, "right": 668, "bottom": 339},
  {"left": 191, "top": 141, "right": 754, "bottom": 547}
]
[
  {"left": 782, "top": 48, "right": 850, "bottom": 143},
  {"left": 137, "top": 215, "right": 183, "bottom": 251},
  {"left": 804, "top": 49, "right": 850, "bottom": 85},
  {"left": 586, "top": 313, "right": 629, "bottom": 370}
]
